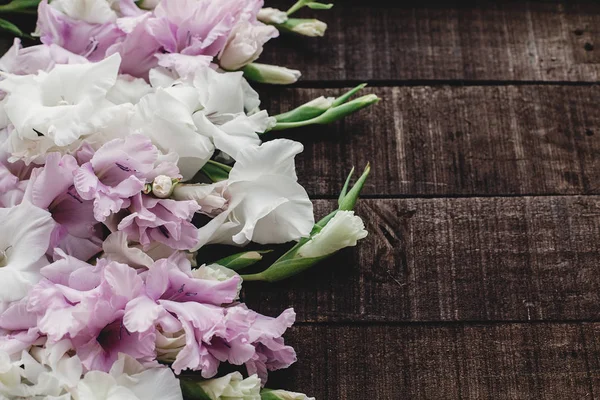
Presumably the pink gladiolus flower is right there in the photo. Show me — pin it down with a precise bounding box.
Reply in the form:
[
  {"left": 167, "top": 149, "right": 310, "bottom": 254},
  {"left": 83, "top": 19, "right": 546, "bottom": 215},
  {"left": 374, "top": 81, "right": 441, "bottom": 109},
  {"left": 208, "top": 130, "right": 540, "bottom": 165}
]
[{"left": 24, "top": 153, "right": 102, "bottom": 261}]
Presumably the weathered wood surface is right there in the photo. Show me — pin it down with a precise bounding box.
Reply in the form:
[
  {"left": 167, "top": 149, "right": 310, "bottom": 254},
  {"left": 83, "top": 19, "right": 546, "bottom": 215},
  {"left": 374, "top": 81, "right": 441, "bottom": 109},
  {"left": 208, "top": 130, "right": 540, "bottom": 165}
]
[
  {"left": 263, "top": 0, "right": 600, "bottom": 82},
  {"left": 260, "top": 85, "right": 600, "bottom": 197},
  {"left": 267, "top": 323, "right": 600, "bottom": 400},
  {"left": 241, "top": 197, "right": 600, "bottom": 323}
]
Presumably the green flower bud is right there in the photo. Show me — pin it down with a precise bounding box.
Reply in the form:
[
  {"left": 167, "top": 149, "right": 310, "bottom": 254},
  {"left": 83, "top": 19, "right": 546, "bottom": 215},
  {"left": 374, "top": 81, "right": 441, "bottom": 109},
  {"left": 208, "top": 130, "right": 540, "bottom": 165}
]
[
  {"left": 271, "top": 94, "right": 379, "bottom": 131},
  {"left": 275, "top": 96, "right": 334, "bottom": 123},
  {"left": 261, "top": 388, "right": 315, "bottom": 400},
  {"left": 258, "top": 7, "right": 288, "bottom": 24},
  {"left": 243, "top": 63, "right": 301, "bottom": 85},
  {"left": 275, "top": 18, "right": 327, "bottom": 37},
  {"left": 213, "top": 250, "right": 272, "bottom": 272}
]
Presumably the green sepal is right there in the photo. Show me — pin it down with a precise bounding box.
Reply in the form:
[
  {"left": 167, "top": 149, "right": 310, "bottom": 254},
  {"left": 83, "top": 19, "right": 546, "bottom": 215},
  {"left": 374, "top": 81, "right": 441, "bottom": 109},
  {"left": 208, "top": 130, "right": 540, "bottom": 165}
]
[{"left": 214, "top": 250, "right": 272, "bottom": 272}]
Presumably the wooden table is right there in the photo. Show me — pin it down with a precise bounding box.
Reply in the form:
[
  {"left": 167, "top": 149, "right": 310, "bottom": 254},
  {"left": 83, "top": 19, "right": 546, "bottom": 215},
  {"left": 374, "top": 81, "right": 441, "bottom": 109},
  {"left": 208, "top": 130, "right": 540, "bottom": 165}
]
[
  {"left": 248, "top": 1, "right": 600, "bottom": 398},
  {"left": 0, "top": 1, "right": 598, "bottom": 398}
]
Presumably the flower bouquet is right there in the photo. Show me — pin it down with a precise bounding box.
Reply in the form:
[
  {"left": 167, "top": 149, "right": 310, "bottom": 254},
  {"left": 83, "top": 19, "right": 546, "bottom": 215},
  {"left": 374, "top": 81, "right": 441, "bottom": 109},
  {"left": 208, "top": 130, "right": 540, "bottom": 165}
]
[{"left": 0, "top": 0, "right": 376, "bottom": 399}]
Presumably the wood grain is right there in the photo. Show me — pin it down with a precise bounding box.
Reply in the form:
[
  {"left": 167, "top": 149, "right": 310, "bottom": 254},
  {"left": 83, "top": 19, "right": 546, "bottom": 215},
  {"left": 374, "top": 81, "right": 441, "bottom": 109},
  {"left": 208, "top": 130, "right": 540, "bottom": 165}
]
[
  {"left": 260, "top": 85, "right": 600, "bottom": 197},
  {"left": 238, "top": 197, "right": 600, "bottom": 323},
  {"left": 262, "top": 0, "right": 600, "bottom": 82},
  {"left": 266, "top": 322, "right": 600, "bottom": 400}
]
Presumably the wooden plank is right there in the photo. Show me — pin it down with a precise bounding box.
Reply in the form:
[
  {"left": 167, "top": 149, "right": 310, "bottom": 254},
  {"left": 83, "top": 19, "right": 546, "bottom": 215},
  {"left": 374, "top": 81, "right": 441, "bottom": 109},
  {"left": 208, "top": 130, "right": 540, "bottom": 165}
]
[
  {"left": 260, "top": 85, "right": 600, "bottom": 197},
  {"left": 262, "top": 0, "right": 600, "bottom": 82},
  {"left": 266, "top": 322, "right": 600, "bottom": 400},
  {"left": 238, "top": 197, "right": 600, "bottom": 322}
]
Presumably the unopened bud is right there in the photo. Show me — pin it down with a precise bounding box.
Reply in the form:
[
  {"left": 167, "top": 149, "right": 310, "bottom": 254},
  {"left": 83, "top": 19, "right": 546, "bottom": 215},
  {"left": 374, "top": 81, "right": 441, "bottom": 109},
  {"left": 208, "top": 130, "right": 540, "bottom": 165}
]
[
  {"left": 151, "top": 175, "right": 176, "bottom": 198},
  {"left": 243, "top": 63, "right": 301, "bottom": 85},
  {"left": 258, "top": 7, "right": 289, "bottom": 24}
]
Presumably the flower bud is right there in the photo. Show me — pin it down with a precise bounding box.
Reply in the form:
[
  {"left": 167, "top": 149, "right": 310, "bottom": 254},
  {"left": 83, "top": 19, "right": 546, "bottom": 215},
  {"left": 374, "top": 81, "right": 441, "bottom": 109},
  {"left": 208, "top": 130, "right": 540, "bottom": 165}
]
[
  {"left": 220, "top": 22, "right": 279, "bottom": 71},
  {"left": 272, "top": 93, "right": 379, "bottom": 131},
  {"left": 192, "top": 263, "right": 242, "bottom": 299},
  {"left": 261, "top": 389, "right": 316, "bottom": 400},
  {"left": 275, "top": 96, "right": 334, "bottom": 123},
  {"left": 282, "top": 18, "right": 328, "bottom": 37},
  {"left": 258, "top": 7, "right": 289, "bottom": 24},
  {"left": 297, "top": 211, "right": 367, "bottom": 258},
  {"left": 214, "top": 250, "right": 271, "bottom": 271},
  {"left": 155, "top": 329, "right": 186, "bottom": 363},
  {"left": 151, "top": 175, "right": 175, "bottom": 198},
  {"left": 138, "top": 0, "right": 160, "bottom": 9},
  {"left": 181, "top": 372, "right": 261, "bottom": 400},
  {"left": 172, "top": 183, "right": 228, "bottom": 217},
  {"left": 243, "top": 63, "right": 301, "bottom": 85}
]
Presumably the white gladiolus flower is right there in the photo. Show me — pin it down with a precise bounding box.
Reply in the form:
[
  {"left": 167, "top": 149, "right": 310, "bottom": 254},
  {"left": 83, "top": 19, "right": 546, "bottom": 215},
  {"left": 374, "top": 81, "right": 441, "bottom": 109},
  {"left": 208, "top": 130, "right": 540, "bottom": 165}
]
[
  {"left": 257, "top": 7, "right": 289, "bottom": 24},
  {"left": 191, "top": 139, "right": 314, "bottom": 248},
  {"left": 131, "top": 86, "right": 215, "bottom": 180},
  {"left": 0, "top": 201, "right": 55, "bottom": 304},
  {"left": 219, "top": 21, "right": 279, "bottom": 71},
  {"left": 298, "top": 211, "right": 368, "bottom": 258},
  {"left": 195, "top": 372, "right": 261, "bottom": 400},
  {"left": 76, "top": 355, "right": 183, "bottom": 400},
  {"left": 192, "top": 67, "right": 271, "bottom": 160},
  {"left": 106, "top": 74, "right": 153, "bottom": 105},
  {"left": 172, "top": 183, "right": 227, "bottom": 217},
  {"left": 0, "top": 54, "right": 125, "bottom": 161},
  {"left": 50, "top": 0, "right": 119, "bottom": 24}
]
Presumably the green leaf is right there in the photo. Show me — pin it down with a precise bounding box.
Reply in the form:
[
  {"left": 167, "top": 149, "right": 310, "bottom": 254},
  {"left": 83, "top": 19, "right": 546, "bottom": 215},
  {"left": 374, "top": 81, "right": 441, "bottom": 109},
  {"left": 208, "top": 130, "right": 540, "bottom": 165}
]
[
  {"left": 0, "top": 17, "right": 25, "bottom": 37},
  {"left": 0, "top": 0, "right": 40, "bottom": 13},
  {"left": 179, "top": 378, "right": 213, "bottom": 400},
  {"left": 200, "top": 160, "right": 231, "bottom": 182},
  {"left": 214, "top": 250, "right": 272, "bottom": 272}
]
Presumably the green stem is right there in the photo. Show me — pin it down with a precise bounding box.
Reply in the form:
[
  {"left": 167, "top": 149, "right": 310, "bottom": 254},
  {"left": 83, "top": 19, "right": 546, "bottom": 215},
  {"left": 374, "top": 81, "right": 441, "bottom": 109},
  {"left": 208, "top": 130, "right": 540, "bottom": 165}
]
[{"left": 240, "top": 272, "right": 267, "bottom": 281}]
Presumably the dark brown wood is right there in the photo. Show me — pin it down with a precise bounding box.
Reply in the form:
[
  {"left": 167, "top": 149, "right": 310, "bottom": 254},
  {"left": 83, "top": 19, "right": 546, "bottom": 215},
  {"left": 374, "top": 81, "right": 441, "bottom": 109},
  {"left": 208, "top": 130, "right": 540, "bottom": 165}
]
[
  {"left": 241, "top": 197, "right": 600, "bottom": 323},
  {"left": 260, "top": 85, "right": 600, "bottom": 197},
  {"left": 262, "top": 0, "right": 600, "bottom": 82},
  {"left": 266, "top": 322, "right": 600, "bottom": 400}
]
